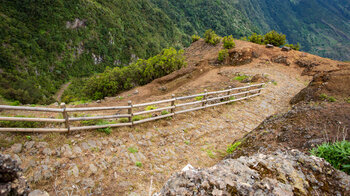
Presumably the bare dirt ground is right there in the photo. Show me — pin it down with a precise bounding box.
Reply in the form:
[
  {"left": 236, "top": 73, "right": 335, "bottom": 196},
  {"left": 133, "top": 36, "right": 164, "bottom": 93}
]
[{"left": 1, "top": 39, "right": 347, "bottom": 195}]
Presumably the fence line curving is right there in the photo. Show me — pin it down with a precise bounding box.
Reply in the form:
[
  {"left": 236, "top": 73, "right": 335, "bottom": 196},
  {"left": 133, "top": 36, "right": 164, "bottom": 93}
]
[{"left": 0, "top": 83, "right": 265, "bottom": 133}]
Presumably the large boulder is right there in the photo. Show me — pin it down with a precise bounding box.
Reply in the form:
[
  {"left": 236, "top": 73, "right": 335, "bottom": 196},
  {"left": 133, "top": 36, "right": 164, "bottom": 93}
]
[
  {"left": 156, "top": 150, "right": 350, "bottom": 195},
  {"left": 0, "top": 154, "right": 30, "bottom": 195}
]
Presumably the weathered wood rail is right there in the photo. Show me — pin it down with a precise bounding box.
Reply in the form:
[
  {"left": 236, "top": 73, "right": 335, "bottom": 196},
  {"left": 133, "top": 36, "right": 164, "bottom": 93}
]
[{"left": 0, "top": 83, "right": 265, "bottom": 133}]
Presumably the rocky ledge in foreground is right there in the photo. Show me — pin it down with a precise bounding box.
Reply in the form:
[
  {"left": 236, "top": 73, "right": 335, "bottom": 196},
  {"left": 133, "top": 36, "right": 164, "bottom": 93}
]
[{"left": 156, "top": 150, "right": 350, "bottom": 196}]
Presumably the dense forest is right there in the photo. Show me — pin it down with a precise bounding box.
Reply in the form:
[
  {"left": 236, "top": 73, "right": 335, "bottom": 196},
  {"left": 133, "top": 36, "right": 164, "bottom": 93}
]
[{"left": 1, "top": 0, "right": 349, "bottom": 104}]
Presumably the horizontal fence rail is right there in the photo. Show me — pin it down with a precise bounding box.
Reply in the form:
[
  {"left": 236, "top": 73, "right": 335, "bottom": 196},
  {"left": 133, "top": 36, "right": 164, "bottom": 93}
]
[{"left": 0, "top": 83, "right": 265, "bottom": 133}]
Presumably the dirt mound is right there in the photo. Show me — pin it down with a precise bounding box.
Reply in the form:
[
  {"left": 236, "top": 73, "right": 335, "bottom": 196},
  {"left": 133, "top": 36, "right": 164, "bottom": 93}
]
[
  {"left": 291, "top": 64, "right": 350, "bottom": 104},
  {"left": 227, "top": 103, "right": 350, "bottom": 160},
  {"left": 156, "top": 150, "right": 350, "bottom": 195}
]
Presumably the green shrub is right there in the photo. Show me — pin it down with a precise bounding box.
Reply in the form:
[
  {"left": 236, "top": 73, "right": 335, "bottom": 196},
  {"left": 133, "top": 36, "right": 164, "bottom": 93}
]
[
  {"left": 64, "top": 48, "right": 186, "bottom": 102},
  {"left": 161, "top": 110, "right": 170, "bottom": 115},
  {"left": 233, "top": 75, "right": 249, "bottom": 82},
  {"left": 195, "top": 96, "right": 203, "bottom": 101},
  {"left": 223, "top": 35, "right": 235, "bottom": 49},
  {"left": 248, "top": 33, "right": 264, "bottom": 45},
  {"left": 227, "top": 141, "right": 241, "bottom": 154},
  {"left": 135, "top": 161, "right": 143, "bottom": 167},
  {"left": 204, "top": 29, "right": 221, "bottom": 45},
  {"left": 132, "top": 115, "right": 144, "bottom": 122},
  {"left": 145, "top": 105, "right": 157, "bottom": 111},
  {"left": 346, "top": 97, "right": 350, "bottom": 103},
  {"left": 285, "top": 43, "right": 301, "bottom": 51},
  {"left": 311, "top": 141, "right": 350, "bottom": 174},
  {"left": 191, "top": 35, "right": 200, "bottom": 42},
  {"left": 263, "top": 30, "right": 286, "bottom": 47},
  {"left": 218, "top": 49, "right": 229, "bottom": 62},
  {"left": 319, "top": 93, "right": 336, "bottom": 102},
  {"left": 97, "top": 127, "right": 111, "bottom": 135},
  {"left": 9, "top": 100, "right": 21, "bottom": 106}
]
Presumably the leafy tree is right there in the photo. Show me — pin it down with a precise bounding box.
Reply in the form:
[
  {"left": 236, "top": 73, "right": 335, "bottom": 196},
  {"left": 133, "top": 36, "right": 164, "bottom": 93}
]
[{"left": 223, "top": 35, "right": 235, "bottom": 49}]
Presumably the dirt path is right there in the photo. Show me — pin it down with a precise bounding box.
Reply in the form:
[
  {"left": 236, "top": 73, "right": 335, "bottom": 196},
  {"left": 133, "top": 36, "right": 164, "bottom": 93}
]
[
  {"left": 0, "top": 62, "right": 310, "bottom": 195},
  {"left": 53, "top": 82, "right": 71, "bottom": 102}
]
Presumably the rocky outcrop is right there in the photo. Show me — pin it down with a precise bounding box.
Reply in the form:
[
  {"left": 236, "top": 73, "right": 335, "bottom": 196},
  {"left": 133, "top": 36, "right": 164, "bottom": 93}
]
[
  {"left": 0, "top": 154, "right": 30, "bottom": 195},
  {"left": 227, "top": 48, "right": 257, "bottom": 66},
  {"left": 156, "top": 150, "right": 350, "bottom": 196}
]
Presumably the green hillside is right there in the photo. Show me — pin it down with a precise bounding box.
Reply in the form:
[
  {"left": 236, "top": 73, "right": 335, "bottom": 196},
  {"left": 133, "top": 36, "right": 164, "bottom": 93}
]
[
  {"left": 235, "top": 0, "right": 350, "bottom": 61},
  {"left": 0, "top": 0, "right": 189, "bottom": 104}
]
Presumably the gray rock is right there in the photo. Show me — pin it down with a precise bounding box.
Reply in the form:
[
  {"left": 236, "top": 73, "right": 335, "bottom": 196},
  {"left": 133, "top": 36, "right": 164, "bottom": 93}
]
[
  {"left": 157, "top": 150, "right": 350, "bottom": 195},
  {"left": 81, "top": 142, "right": 89, "bottom": 150},
  {"left": 12, "top": 154, "right": 22, "bottom": 165},
  {"left": 68, "top": 164, "right": 79, "bottom": 177},
  {"left": 61, "top": 144, "right": 75, "bottom": 158},
  {"left": 89, "top": 164, "right": 98, "bottom": 174},
  {"left": 282, "top": 46, "right": 291, "bottom": 51},
  {"left": 36, "top": 142, "right": 48, "bottom": 149},
  {"left": 24, "top": 141, "right": 35, "bottom": 149},
  {"left": 81, "top": 178, "right": 95, "bottom": 188},
  {"left": 96, "top": 100, "right": 101, "bottom": 103},
  {"left": 73, "top": 146, "right": 82, "bottom": 154},
  {"left": 29, "top": 190, "right": 50, "bottom": 196},
  {"left": 266, "top": 44, "right": 274, "bottom": 48},
  {"left": 42, "top": 148, "right": 52, "bottom": 156},
  {"left": 133, "top": 90, "right": 139, "bottom": 95},
  {"left": 11, "top": 143, "right": 22, "bottom": 153},
  {"left": 87, "top": 140, "right": 96, "bottom": 148}
]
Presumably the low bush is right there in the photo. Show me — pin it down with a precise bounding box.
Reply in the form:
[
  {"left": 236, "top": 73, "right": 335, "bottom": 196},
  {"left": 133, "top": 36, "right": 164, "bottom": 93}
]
[
  {"left": 195, "top": 96, "right": 203, "bottom": 101},
  {"left": 218, "top": 49, "right": 229, "bottom": 62},
  {"left": 0, "top": 115, "right": 45, "bottom": 128},
  {"left": 311, "top": 140, "right": 350, "bottom": 174},
  {"left": 223, "top": 35, "right": 235, "bottom": 49},
  {"left": 132, "top": 115, "right": 144, "bottom": 122},
  {"left": 263, "top": 30, "right": 286, "bottom": 47},
  {"left": 319, "top": 93, "right": 337, "bottom": 102},
  {"left": 191, "top": 34, "right": 200, "bottom": 43},
  {"left": 233, "top": 75, "right": 249, "bottom": 82},
  {"left": 204, "top": 29, "right": 221, "bottom": 45},
  {"left": 285, "top": 43, "right": 301, "bottom": 51},
  {"left": 161, "top": 110, "right": 170, "bottom": 115},
  {"left": 97, "top": 127, "right": 111, "bottom": 135},
  {"left": 248, "top": 33, "right": 264, "bottom": 45},
  {"left": 145, "top": 105, "right": 157, "bottom": 111},
  {"left": 128, "top": 147, "right": 138, "bottom": 153},
  {"left": 135, "top": 161, "right": 143, "bottom": 167}
]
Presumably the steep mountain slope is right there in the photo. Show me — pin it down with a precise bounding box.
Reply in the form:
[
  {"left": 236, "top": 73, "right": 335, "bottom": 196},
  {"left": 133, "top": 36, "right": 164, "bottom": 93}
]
[
  {"left": 0, "top": 0, "right": 189, "bottom": 104},
  {"left": 235, "top": 0, "right": 350, "bottom": 61}
]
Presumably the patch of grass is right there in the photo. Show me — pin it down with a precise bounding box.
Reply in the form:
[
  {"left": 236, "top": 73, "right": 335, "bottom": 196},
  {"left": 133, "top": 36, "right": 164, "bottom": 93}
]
[
  {"left": 0, "top": 115, "right": 45, "bottom": 128},
  {"left": 128, "top": 147, "right": 138, "bottom": 153},
  {"left": 184, "top": 140, "right": 190, "bottom": 145},
  {"left": 132, "top": 115, "right": 144, "bottom": 122},
  {"left": 97, "top": 127, "right": 111, "bottom": 135},
  {"left": 91, "top": 147, "right": 100, "bottom": 152},
  {"left": 9, "top": 100, "right": 21, "bottom": 106},
  {"left": 145, "top": 105, "right": 157, "bottom": 111},
  {"left": 117, "top": 96, "right": 124, "bottom": 100},
  {"left": 227, "top": 141, "right": 242, "bottom": 154},
  {"left": 311, "top": 140, "right": 350, "bottom": 175},
  {"left": 346, "top": 97, "right": 350, "bottom": 103},
  {"left": 272, "top": 81, "right": 278, "bottom": 85},
  {"left": 135, "top": 161, "right": 143, "bottom": 168},
  {"left": 70, "top": 100, "right": 92, "bottom": 105},
  {"left": 233, "top": 75, "right": 249, "bottom": 82},
  {"left": 319, "top": 93, "right": 337, "bottom": 102},
  {"left": 206, "top": 150, "right": 215, "bottom": 159},
  {"left": 161, "top": 110, "right": 170, "bottom": 115},
  {"left": 195, "top": 96, "right": 203, "bottom": 101},
  {"left": 26, "top": 136, "right": 32, "bottom": 140},
  {"left": 118, "top": 118, "right": 129, "bottom": 123}
]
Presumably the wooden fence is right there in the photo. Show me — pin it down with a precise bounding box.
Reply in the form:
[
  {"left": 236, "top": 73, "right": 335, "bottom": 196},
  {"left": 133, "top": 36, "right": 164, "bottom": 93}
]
[{"left": 0, "top": 83, "right": 265, "bottom": 133}]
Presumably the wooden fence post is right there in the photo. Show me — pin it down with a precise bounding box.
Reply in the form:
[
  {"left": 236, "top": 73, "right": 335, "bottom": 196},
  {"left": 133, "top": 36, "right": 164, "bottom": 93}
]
[
  {"left": 171, "top": 94, "right": 176, "bottom": 114},
  {"left": 202, "top": 89, "right": 208, "bottom": 107},
  {"left": 227, "top": 86, "right": 231, "bottom": 101},
  {"left": 60, "top": 103, "right": 70, "bottom": 133},
  {"left": 128, "top": 101, "right": 133, "bottom": 126}
]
